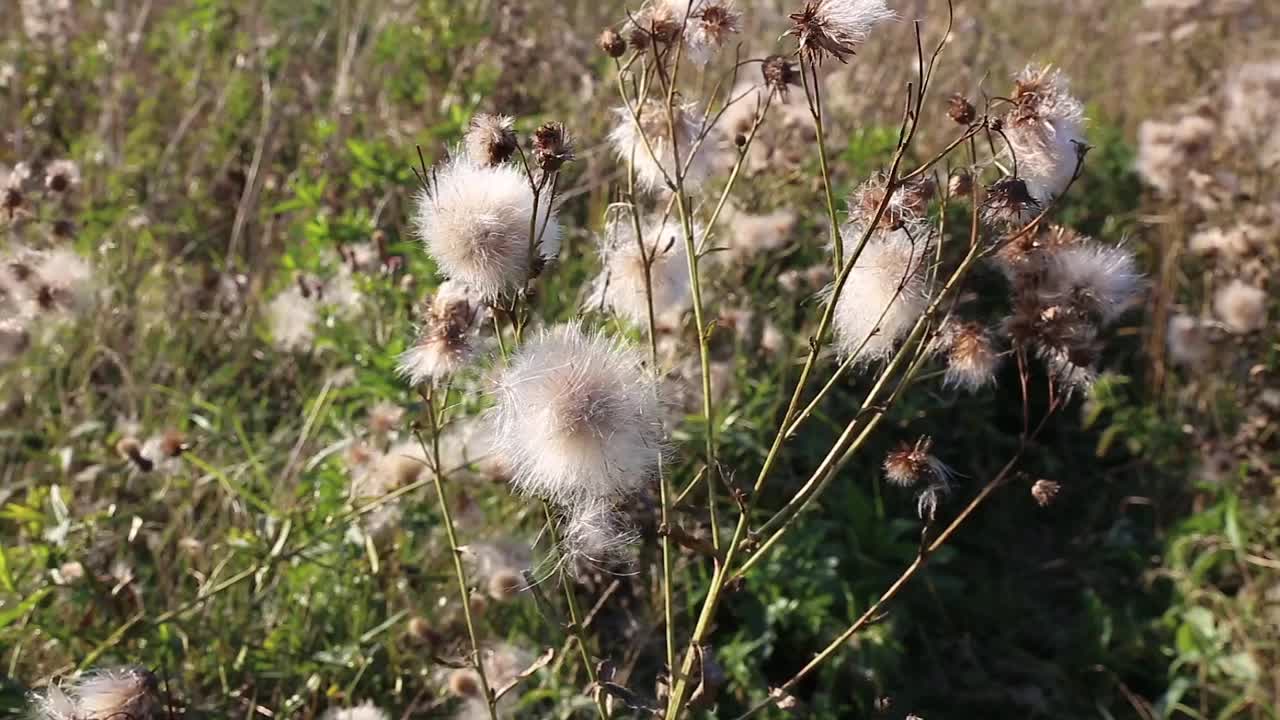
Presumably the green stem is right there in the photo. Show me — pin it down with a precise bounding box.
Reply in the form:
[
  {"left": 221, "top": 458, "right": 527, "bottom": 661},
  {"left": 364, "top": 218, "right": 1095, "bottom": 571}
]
[
  {"left": 542, "top": 502, "right": 611, "bottom": 719},
  {"left": 421, "top": 391, "right": 498, "bottom": 720}
]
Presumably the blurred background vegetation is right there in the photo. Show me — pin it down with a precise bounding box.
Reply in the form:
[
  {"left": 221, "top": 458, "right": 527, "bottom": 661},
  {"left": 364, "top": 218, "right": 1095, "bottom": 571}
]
[{"left": 1, "top": 0, "right": 1276, "bottom": 718}]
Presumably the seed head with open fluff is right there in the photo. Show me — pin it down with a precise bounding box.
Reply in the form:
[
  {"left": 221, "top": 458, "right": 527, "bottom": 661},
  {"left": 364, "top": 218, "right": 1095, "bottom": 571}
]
[
  {"left": 562, "top": 500, "right": 640, "bottom": 569},
  {"left": 609, "top": 99, "right": 712, "bottom": 192},
  {"left": 396, "top": 280, "right": 482, "bottom": 385},
  {"left": 490, "top": 323, "right": 663, "bottom": 508},
  {"left": 589, "top": 210, "right": 696, "bottom": 329},
  {"left": 787, "top": 0, "right": 896, "bottom": 64},
  {"left": 1039, "top": 241, "right": 1144, "bottom": 324},
  {"left": 936, "top": 322, "right": 1001, "bottom": 391},
  {"left": 1213, "top": 280, "right": 1267, "bottom": 334},
  {"left": 413, "top": 154, "right": 560, "bottom": 298},
  {"left": 68, "top": 666, "right": 159, "bottom": 720},
  {"left": 829, "top": 224, "right": 931, "bottom": 363},
  {"left": 1003, "top": 65, "right": 1087, "bottom": 204}
]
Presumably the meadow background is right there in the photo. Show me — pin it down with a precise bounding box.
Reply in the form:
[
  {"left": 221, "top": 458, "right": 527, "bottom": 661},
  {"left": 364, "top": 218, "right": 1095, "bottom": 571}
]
[{"left": 1, "top": 0, "right": 1278, "bottom": 718}]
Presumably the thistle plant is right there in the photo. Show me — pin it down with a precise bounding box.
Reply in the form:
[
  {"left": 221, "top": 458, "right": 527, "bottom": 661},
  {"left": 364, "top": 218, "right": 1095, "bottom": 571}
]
[
  {"left": 363, "top": 0, "right": 1151, "bottom": 717},
  {"left": 13, "top": 0, "right": 1216, "bottom": 718}
]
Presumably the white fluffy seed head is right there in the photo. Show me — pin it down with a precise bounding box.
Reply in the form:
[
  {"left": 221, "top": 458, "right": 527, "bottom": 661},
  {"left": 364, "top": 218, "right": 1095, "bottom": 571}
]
[
  {"left": 609, "top": 100, "right": 712, "bottom": 192},
  {"left": 590, "top": 210, "right": 695, "bottom": 328},
  {"left": 829, "top": 225, "right": 931, "bottom": 363},
  {"left": 937, "top": 322, "right": 1000, "bottom": 391},
  {"left": 562, "top": 501, "right": 640, "bottom": 569},
  {"left": 1213, "top": 280, "right": 1267, "bottom": 333},
  {"left": 1222, "top": 61, "right": 1280, "bottom": 168},
  {"left": 789, "top": 0, "right": 896, "bottom": 63},
  {"left": 1038, "top": 344, "right": 1098, "bottom": 396},
  {"left": 413, "top": 154, "right": 560, "bottom": 298},
  {"left": 464, "top": 113, "right": 518, "bottom": 167},
  {"left": 1167, "top": 313, "right": 1212, "bottom": 367},
  {"left": 324, "top": 703, "right": 391, "bottom": 720},
  {"left": 721, "top": 204, "right": 796, "bottom": 261},
  {"left": 683, "top": 1, "right": 742, "bottom": 67},
  {"left": 490, "top": 323, "right": 664, "bottom": 508},
  {"left": 26, "top": 684, "right": 78, "bottom": 720},
  {"left": 1040, "top": 241, "right": 1144, "bottom": 324},
  {"left": 1004, "top": 65, "right": 1087, "bottom": 203},
  {"left": 267, "top": 285, "right": 318, "bottom": 352},
  {"left": 75, "top": 666, "right": 159, "bottom": 720}
]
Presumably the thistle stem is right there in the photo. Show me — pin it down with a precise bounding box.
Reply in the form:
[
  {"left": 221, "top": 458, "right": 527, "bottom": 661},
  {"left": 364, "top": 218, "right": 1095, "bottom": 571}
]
[{"left": 420, "top": 390, "right": 499, "bottom": 720}]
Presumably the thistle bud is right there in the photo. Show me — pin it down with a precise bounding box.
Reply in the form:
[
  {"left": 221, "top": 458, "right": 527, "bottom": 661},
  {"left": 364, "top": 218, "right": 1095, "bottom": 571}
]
[
  {"left": 1031, "top": 479, "right": 1061, "bottom": 506},
  {"left": 116, "top": 437, "right": 153, "bottom": 472},
  {"left": 406, "top": 616, "right": 437, "bottom": 645},
  {"left": 159, "top": 429, "right": 191, "bottom": 458},
  {"left": 448, "top": 669, "right": 482, "bottom": 698},
  {"left": 599, "top": 28, "right": 627, "bottom": 58},
  {"left": 464, "top": 113, "right": 518, "bottom": 167},
  {"left": 487, "top": 569, "right": 523, "bottom": 601},
  {"left": 533, "top": 121, "right": 574, "bottom": 172},
  {"left": 883, "top": 437, "right": 950, "bottom": 487},
  {"left": 947, "top": 93, "right": 976, "bottom": 125},
  {"left": 948, "top": 170, "right": 973, "bottom": 198},
  {"left": 982, "top": 176, "right": 1040, "bottom": 226},
  {"left": 761, "top": 55, "right": 799, "bottom": 100}
]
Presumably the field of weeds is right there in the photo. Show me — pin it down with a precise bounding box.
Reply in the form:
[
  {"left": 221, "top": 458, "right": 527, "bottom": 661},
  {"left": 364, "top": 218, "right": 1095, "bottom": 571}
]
[{"left": 1, "top": 1, "right": 1277, "bottom": 718}]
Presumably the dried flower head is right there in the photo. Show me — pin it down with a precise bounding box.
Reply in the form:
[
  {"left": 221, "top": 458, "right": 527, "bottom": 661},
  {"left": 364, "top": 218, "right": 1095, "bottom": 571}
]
[
  {"left": 43, "top": 159, "right": 81, "bottom": 193},
  {"left": 1135, "top": 109, "right": 1215, "bottom": 195},
  {"left": 1166, "top": 313, "right": 1212, "bottom": 367},
  {"left": 75, "top": 666, "right": 160, "bottom": 720},
  {"left": 1039, "top": 241, "right": 1144, "bottom": 324},
  {"left": 267, "top": 284, "right": 319, "bottom": 352},
  {"left": 947, "top": 93, "right": 976, "bottom": 125},
  {"left": 590, "top": 211, "right": 696, "bottom": 328},
  {"left": 490, "top": 323, "right": 663, "bottom": 509},
  {"left": 981, "top": 176, "right": 1040, "bottom": 226},
  {"left": 883, "top": 436, "right": 951, "bottom": 487},
  {"left": 116, "top": 436, "right": 153, "bottom": 472},
  {"left": 849, "top": 174, "right": 935, "bottom": 230},
  {"left": 947, "top": 170, "right": 973, "bottom": 198},
  {"left": 685, "top": 2, "right": 742, "bottom": 66},
  {"left": 1003, "top": 65, "right": 1087, "bottom": 203},
  {"left": 464, "top": 113, "right": 518, "bottom": 167},
  {"left": 562, "top": 500, "right": 641, "bottom": 568},
  {"left": 488, "top": 569, "right": 524, "bottom": 601},
  {"left": 599, "top": 28, "right": 627, "bottom": 58},
  {"left": 367, "top": 401, "right": 405, "bottom": 436},
  {"left": 159, "top": 429, "right": 191, "bottom": 458},
  {"left": 533, "top": 121, "right": 575, "bottom": 172},
  {"left": 413, "top": 154, "right": 561, "bottom": 298},
  {"left": 830, "top": 225, "right": 932, "bottom": 363},
  {"left": 1031, "top": 479, "right": 1061, "bottom": 507},
  {"left": 627, "top": 0, "right": 684, "bottom": 49},
  {"left": 26, "top": 683, "right": 79, "bottom": 720},
  {"left": 396, "top": 283, "right": 481, "bottom": 385},
  {"left": 761, "top": 55, "right": 800, "bottom": 100},
  {"left": 936, "top": 322, "right": 1000, "bottom": 391},
  {"left": 721, "top": 204, "right": 796, "bottom": 261},
  {"left": 407, "top": 616, "right": 436, "bottom": 645},
  {"left": 1213, "top": 280, "right": 1267, "bottom": 333},
  {"left": 448, "top": 669, "right": 483, "bottom": 698},
  {"left": 609, "top": 99, "right": 712, "bottom": 192},
  {"left": 787, "top": 0, "right": 896, "bottom": 64}
]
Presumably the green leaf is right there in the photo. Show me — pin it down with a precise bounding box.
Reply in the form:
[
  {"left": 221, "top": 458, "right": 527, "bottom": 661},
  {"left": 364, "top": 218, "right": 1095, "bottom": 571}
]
[
  {"left": 0, "top": 546, "right": 14, "bottom": 592},
  {"left": 0, "top": 588, "right": 52, "bottom": 629}
]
